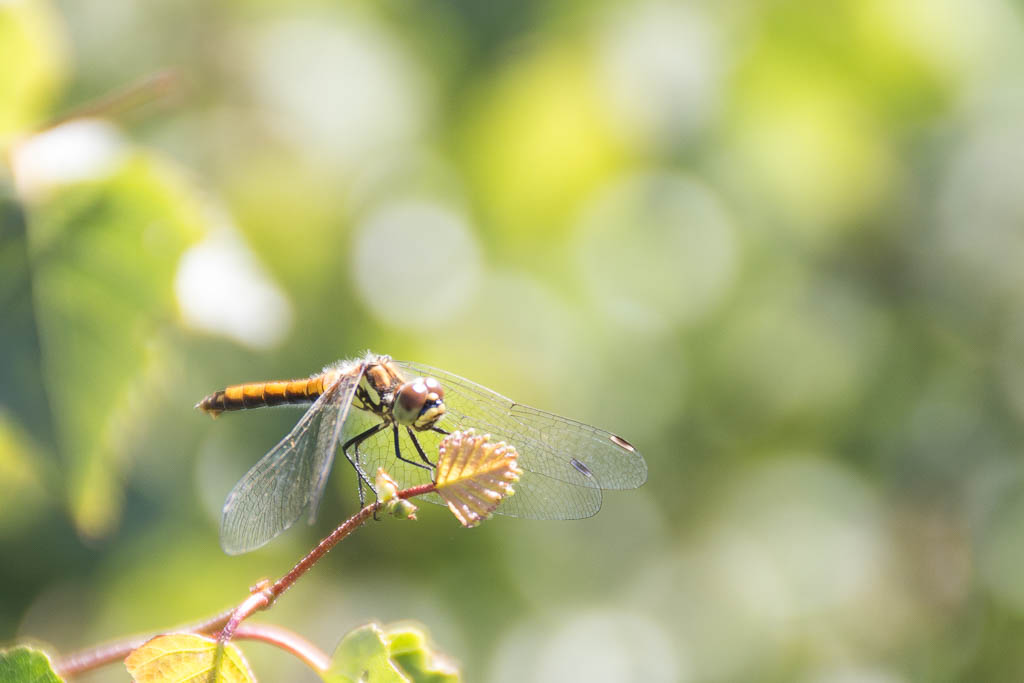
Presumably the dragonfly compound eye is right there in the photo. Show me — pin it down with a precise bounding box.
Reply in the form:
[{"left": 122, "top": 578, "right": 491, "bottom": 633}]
[
  {"left": 424, "top": 377, "right": 444, "bottom": 401},
  {"left": 416, "top": 377, "right": 446, "bottom": 429},
  {"left": 394, "top": 381, "right": 429, "bottom": 425},
  {"left": 394, "top": 378, "right": 446, "bottom": 428}
]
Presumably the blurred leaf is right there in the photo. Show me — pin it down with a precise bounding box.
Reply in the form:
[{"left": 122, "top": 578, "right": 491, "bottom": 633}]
[
  {"left": 434, "top": 429, "right": 521, "bottom": 528},
  {"left": 0, "top": 645, "right": 63, "bottom": 683},
  {"left": 322, "top": 624, "right": 409, "bottom": 683},
  {"left": 460, "top": 45, "right": 624, "bottom": 236},
  {"left": 124, "top": 633, "right": 254, "bottom": 683},
  {"left": 26, "top": 152, "right": 205, "bottom": 538},
  {"left": 0, "top": 0, "right": 68, "bottom": 147},
  {"left": 0, "top": 189, "right": 56, "bottom": 452},
  {"left": 0, "top": 413, "right": 52, "bottom": 536},
  {"left": 0, "top": 187, "right": 59, "bottom": 537},
  {"left": 384, "top": 625, "right": 459, "bottom": 683}
]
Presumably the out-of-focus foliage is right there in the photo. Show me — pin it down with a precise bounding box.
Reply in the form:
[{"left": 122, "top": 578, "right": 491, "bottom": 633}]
[
  {"left": 383, "top": 624, "right": 460, "bottom": 683},
  {"left": 27, "top": 144, "right": 205, "bottom": 538},
  {"left": 4, "top": 0, "right": 1024, "bottom": 680},
  {"left": 324, "top": 622, "right": 458, "bottom": 683},
  {"left": 0, "top": 645, "right": 62, "bottom": 683},
  {"left": 0, "top": 0, "right": 66, "bottom": 145}
]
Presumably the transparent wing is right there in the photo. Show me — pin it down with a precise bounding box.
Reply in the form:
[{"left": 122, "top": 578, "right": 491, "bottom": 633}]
[
  {"left": 364, "top": 360, "right": 648, "bottom": 520},
  {"left": 395, "top": 361, "right": 647, "bottom": 489},
  {"left": 341, "top": 407, "right": 604, "bottom": 520},
  {"left": 220, "top": 364, "right": 365, "bottom": 555}
]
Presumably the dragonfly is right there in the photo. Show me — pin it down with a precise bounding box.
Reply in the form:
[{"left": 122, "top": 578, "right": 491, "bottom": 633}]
[{"left": 198, "top": 352, "right": 648, "bottom": 554}]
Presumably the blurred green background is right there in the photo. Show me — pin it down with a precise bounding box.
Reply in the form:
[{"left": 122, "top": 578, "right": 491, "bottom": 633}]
[{"left": 4, "top": 0, "right": 1024, "bottom": 680}]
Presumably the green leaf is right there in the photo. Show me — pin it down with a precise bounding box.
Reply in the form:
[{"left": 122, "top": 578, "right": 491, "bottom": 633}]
[
  {"left": 25, "top": 152, "right": 205, "bottom": 538},
  {"left": 384, "top": 626, "right": 459, "bottom": 683},
  {"left": 323, "top": 623, "right": 460, "bottom": 683},
  {"left": 0, "top": 0, "right": 68, "bottom": 146},
  {"left": 0, "top": 645, "right": 63, "bottom": 683},
  {"left": 124, "top": 633, "right": 254, "bottom": 683},
  {"left": 322, "top": 624, "right": 409, "bottom": 683},
  {"left": 0, "top": 190, "right": 55, "bottom": 449},
  {"left": 0, "top": 413, "right": 52, "bottom": 536},
  {"left": 0, "top": 189, "right": 56, "bottom": 535}
]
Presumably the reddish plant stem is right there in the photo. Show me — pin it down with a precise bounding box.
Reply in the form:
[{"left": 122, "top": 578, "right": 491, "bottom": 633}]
[
  {"left": 217, "top": 588, "right": 274, "bottom": 645},
  {"left": 54, "top": 482, "right": 437, "bottom": 679},
  {"left": 215, "top": 483, "right": 436, "bottom": 646},
  {"left": 233, "top": 623, "right": 330, "bottom": 672},
  {"left": 270, "top": 482, "right": 436, "bottom": 602}
]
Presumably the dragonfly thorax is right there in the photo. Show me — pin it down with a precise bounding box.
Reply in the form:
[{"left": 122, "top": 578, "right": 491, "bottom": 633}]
[{"left": 355, "top": 357, "right": 446, "bottom": 430}]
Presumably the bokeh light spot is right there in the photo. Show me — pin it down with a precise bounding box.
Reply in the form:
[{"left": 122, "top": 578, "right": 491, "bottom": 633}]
[
  {"left": 11, "top": 119, "right": 125, "bottom": 199},
  {"left": 248, "top": 16, "right": 428, "bottom": 170},
  {"left": 705, "top": 456, "right": 886, "bottom": 622},
  {"left": 352, "top": 200, "right": 481, "bottom": 329},
  {"left": 175, "top": 229, "right": 293, "bottom": 350},
  {"left": 575, "top": 172, "right": 738, "bottom": 333},
  {"left": 596, "top": 1, "right": 722, "bottom": 146},
  {"left": 489, "top": 611, "right": 682, "bottom": 683},
  {"left": 937, "top": 121, "right": 1024, "bottom": 299}
]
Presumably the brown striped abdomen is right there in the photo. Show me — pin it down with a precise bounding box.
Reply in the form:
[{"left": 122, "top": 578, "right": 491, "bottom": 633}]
[{"left": 197, "top": 375, "right": 328, "bottom": 417}]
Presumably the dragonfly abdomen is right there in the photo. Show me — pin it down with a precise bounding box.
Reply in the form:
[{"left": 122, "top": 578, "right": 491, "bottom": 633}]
[{"left": 198, "top": 375, "right": 329, "bottom": 416}]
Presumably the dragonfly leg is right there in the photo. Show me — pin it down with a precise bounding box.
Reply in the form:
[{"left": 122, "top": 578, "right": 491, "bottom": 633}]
[
  {"left": 342, "top": 423, "right": 385, "bottom": 506},
  {"left": 392, "top": 425, "right": 433, "bottom": 471},
  {"left": 407, "top": 426, "right": 435, "bottom": 467},
  {"left": 431, "top": 426, "right": 449, "bottom": 436}
]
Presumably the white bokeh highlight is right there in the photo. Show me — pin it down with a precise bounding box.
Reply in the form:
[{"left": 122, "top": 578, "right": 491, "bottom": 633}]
[
  {"left": 575, "top": 172, "right": 738, "bottom": 333},
  {"left": 248, "top": 16, "right": 429, "bottom": 169},
  {"left": 175, "top": 229, "right": 293, "bottom": 349},
  {"left": 489, "top": 610, "right": 682, "bottom": 683},
  {"left": 11, "top": 119, "right": 126, "bottom": 199},
  {"left": 705, "top": 457, "right": 887, "bottom": 624},
  {"left": 597, "top": 2, "right": 722, "bottom": 145},
  {"left": 936, "top": 121, "right": 1024, "bottom": 297},
  {"left": 352, "top": 199, "right": 482, "bottom": 329}
]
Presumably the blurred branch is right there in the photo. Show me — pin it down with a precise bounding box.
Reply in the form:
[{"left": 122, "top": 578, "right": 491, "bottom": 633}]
[
  {"left": 38, "top": 68, "right": 183, "bottom": 133},
  {"left": 216, "top": 482, "right": 436, "bottom": 643},
  {"left": 53, "top": 482, "right": 437, "bottom": 679},
  {"left": 232, "top": 623, "right": 329, "bottom": 673},
  {"left": 53, "top": 607, "right": 234, "bottom": 678}
]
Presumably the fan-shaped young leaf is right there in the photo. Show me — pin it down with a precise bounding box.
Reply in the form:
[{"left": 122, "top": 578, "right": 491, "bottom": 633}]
[{"left": 434, "top": 429, "right": 522, "bottom": 528}]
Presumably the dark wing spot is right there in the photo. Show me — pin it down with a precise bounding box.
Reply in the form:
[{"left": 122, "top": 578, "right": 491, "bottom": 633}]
[
  {"left": 570, "top": 458, "right": 594, "bottom": 477},
  {"left": 609, "top": 434, "right": 636, "bottom": 452}
]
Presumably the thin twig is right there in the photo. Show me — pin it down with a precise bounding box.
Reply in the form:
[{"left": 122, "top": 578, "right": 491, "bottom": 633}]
[
  {"left": 56, "top": 482, "right": 437, "bottom": 679},
  {"left": 273, "top": 482, "right": 436, "bottom": 601},
  {"left": 53, "top": 607, "right": 235, "bottom": 678},
  {"left": 217, "top": 586, "right": 274, "bottom": 645},
  {"left": 38, "top": 69, "right": 182, "bottom": 132},
  {"left": 233, "top": 623, "right": 330, "bottom": 672}
]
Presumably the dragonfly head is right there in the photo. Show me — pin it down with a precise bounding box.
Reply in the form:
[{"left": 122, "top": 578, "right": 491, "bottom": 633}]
[{"left": 393, "top": 377, "right": 446, "bottom": 429}]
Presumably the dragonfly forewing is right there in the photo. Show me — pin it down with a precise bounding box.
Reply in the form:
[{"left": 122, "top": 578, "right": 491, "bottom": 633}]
[
  {"left": 394, "top": 361, "right": 645, "bottom": 514},
  {"left": 339, "top": 407, "right": 604, "bottom": 520},
  {"left": 220, "top": 364, "right": 364, "bottom": 554}
]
